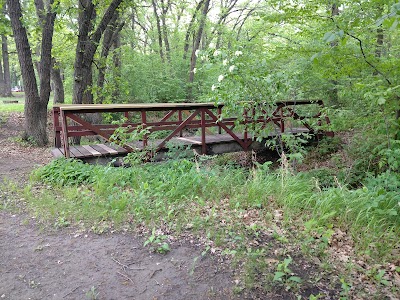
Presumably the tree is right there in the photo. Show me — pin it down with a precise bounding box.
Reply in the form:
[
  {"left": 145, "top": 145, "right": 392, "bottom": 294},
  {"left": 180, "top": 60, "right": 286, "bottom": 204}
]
[
  {"left": 51, "top": 58, "right": 64, "bottom": 103},
  {"left": 97, "top": 11, "right": 124, "bottom": 103},
  {"left": 1, "top": 35, "right": 12, "bottom": 97},
  {"left": 0, "top": 5, "right": 13, "bottom": 97},
  {"left": 73, "top": 0, "right": 124, "bottom": 105},
  {"left": 187, "top": 0, "right": 210, "bottom": 100},
  {"left": 7, "top": 0, "right": 56, "bottom": 146}
]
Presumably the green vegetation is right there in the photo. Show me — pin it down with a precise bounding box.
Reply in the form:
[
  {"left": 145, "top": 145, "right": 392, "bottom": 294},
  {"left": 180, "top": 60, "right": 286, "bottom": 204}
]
[
  {"left": 2, "top": 0, "right": 400, "bottom": 298},
  {"left": 1, "top": 138, "right": 395, "bottom": 297}
]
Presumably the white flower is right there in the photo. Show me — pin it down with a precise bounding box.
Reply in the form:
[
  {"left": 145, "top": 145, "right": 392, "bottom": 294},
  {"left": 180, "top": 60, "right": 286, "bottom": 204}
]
[
  {"left": 195, "top": 49, "right": 200, "bottom": 57},
  {"left": 235, "top": 50, "right": 243, "bottom": 56},
  {"left": 209, "top": 42, "right": 216, "bottom": 49},
  {"left": 213, "top": 50, "right": 221, "bottom": 57},
  {"left": 223, "top": 59, "right": 228, "bottom": 66},
  {"left": 218, "top": 75, "right": 224, "bottom": 82},
  {"left": 229, "top": 65, "right": 235, "bottom": 72},
  {"left": 211, "top": 84, "right": 216, "bottom": 91},
  {"left": 193, "top": 68, "right": 197, "bottom": 74}
]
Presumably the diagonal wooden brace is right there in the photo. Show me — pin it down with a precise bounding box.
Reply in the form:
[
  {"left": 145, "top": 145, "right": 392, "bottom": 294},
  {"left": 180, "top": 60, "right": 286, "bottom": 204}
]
[
  {"left": 204, "top": 109, "right": 250, "bottom": 150},
  {"left": 65, "top": 112, "right": 136, "bottom": 152},
  {"left": 156, "top": 109, "right": 201, "bottom": 151}
]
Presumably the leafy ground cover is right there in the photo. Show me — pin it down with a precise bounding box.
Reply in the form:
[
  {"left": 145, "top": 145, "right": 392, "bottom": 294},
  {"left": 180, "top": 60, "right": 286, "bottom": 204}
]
[{"left": 4, "top": 147, "right": 396, "bottom": 299}]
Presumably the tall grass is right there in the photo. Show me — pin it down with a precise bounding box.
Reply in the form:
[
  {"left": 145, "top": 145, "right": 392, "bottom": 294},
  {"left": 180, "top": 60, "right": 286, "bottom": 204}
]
[{"left": 29, "top": 158, "right": 400, "bottom": 261}]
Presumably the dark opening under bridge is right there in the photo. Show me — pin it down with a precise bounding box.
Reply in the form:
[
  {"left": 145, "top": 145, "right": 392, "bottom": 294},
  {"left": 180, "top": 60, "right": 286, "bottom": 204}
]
[{"left": 52, "top": 100, "right": 334, "bottom": 161}]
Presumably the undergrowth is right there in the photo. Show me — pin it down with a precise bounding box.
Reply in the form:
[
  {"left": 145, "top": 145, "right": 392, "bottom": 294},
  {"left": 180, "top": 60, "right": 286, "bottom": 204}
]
[{"left": 21, "top": 154, "right": 400, "bottom": 298}]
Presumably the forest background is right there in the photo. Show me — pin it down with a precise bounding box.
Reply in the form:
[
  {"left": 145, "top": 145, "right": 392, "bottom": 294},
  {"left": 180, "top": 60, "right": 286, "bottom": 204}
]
[
  {"left": 1, "top": 0, "right": 400, "bottom": 298},
  {"left": 1, "top": 0, "right": 398, "bottom": 145}
]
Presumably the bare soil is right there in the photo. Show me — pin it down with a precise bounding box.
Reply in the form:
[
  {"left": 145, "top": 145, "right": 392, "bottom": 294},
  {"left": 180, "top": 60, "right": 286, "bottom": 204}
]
[{"left": 0, "top": 113, "right": 237, "bottom": 300}]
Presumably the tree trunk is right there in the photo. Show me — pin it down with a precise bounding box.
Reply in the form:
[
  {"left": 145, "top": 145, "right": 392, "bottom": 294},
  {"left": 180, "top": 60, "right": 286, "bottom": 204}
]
[
  {"left": 375, "top": 28, "right": 384, "bottom": 59},
  {"left": 187, "top": 0, "right": 210, "bottom": 101},
  {"left": 112, "top": 30, "right": 122, "bottom": 101},
  {"left": 97, "top": 13, "right": 124, "bottom": 103},
  {"left": 0, "top": 58, "right": 5, "bottom": 96},
  {"left": 38, "top": 0, "right": 56, "bottom": 110},
  {"left": 73, "top": 0, "right": 124, "bottom": 105},
  {"left": 151, "top": 0, "right": 165, "bottom": 63},
  {"left": 97, "top": 17, "right": 115, "bottom": 103},
  {"left": 183, "top": 0, "right": 204, "bottom": 60},
  {"left": 328, "top": 2, "right": 340, "bottom": 107},
  {"left": 160, "top": 0, "right": 171, "bottom": 63},
  {"left": 51, "top": 58, "right": 65, "bottom": 103},
  {"left": 1, "top": 35, "right": 13, "bottom": 97},
  {"left": 7, "top": 0, "right": 49, "bottom": 145}
]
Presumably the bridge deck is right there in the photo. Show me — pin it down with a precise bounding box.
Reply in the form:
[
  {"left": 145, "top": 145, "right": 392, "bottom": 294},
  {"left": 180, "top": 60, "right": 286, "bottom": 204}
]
[{"left": 51, "top": 128, "right": 310, "bottom": 160}]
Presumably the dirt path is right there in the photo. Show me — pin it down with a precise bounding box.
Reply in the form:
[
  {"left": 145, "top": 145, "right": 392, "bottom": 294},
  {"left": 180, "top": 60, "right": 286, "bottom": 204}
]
[
  {"left": 0, "top": 212, "right": 234, "bottom": 300},
  {"left": 0, "top": 113, "right": 238, "bottom": 300}
]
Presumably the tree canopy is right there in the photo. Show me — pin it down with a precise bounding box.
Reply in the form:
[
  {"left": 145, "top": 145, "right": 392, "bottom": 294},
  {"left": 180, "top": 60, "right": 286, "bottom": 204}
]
[{"left": 3, "top": 0, "right": 400, "bottom": 145}]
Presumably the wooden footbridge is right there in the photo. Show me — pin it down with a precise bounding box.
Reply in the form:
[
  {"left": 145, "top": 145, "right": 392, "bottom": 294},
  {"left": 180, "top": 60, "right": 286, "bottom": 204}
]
[{"left": 52, "top": 100, "right": 334, "bottom": 161}]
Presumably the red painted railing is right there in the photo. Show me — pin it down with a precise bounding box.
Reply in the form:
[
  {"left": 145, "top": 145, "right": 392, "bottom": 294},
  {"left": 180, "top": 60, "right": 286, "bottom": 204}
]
[{"left": 53, "top": 101, "right": 333, "bottom": 158}]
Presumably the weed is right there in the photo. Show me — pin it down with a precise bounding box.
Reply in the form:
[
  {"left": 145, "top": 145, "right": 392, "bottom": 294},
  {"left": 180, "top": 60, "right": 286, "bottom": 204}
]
[
  {"left": 11, "top": 136, "right": 37, "bottom": 147},
  {"left": 166, "top": 140, "right": 194, "bottom": 160},
  {"left": 144, "top": 228, "right": 170, "bottom": 254},
  {"left": 273, "top": 256, "right": 302, "bottom": 291},
  {"left": 366, "top": 268, "right": 390, "bottom": 286},
  {"left": 302, "top": 219, "right": 335, "bottom": 258},
  {"left": 54, "top": 213, "right": 70, "bottom": 228},
  {"left": 313, "top": 136, "right": 342, "bottom": 157},
  {"left": 85, "top": 286, "right": 99, "bottom": 300},
  {"left": 339, "top": 278, "right": 352, "bottom": 299}
]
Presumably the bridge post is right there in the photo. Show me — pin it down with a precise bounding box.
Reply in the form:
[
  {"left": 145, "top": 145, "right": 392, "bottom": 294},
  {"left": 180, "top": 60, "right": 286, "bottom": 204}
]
[
  {"left": 53, "top": 107, "right": 62, "bottom": 148},
  {"left": 280, "top": 105, "right": 285, "bottom": 133},
  {"left": 201, "top": 108, "right": 206, "bottom": 154},
  {"left": 178, "top": 110, "right": 183, "bottom": 137},
  {"left": 141, "top": 110, "right": 148, "bottom": 148},
  {"left": 217, "top": 106, "right": 222, "bottom": 134},
  {"left": 60, "top": 110, "right": 70, "bottom": 158},
  {"left": 243, "top": 108, "right": 248, "bottom": 142}
]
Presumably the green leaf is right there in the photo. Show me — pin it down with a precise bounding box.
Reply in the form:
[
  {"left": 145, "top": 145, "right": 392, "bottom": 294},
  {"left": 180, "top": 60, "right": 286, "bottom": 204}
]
[
  {"left": 377, "top": 97, "right": 386, "bottom": 105},
  {"left": 288, "top": 276, "right": 302, "bottom": 283},
  {"left": 393, "top": 3, "right": 400, "bottom": 12},
  {"left": 273, "top": 272, "right": 285, "bottom": 281},
  {"left": 310, "top": 52, "right": 320, "bottom": 61},
  {"left": 390, "top": 18, "right": 399, "bottom": 31},
  {"left": 323, "top": 32, "right": 336, "bottom": 43}
]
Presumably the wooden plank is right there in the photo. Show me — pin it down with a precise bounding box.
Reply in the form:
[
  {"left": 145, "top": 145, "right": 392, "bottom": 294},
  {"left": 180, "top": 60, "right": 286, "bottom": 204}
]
[
  {"left": 74, "top": 145, "right": 94, "bottom": 157},
  {"left": 81, "top": 145, "right": 102, "bottom": 156},
  {"left": 69, "top": 146, "right": 86, "bottom": 158},
  {"left": 96, "top": 144, "right": 119, "bottom": 155},
  {"left": 107, "top": 144, "right": 129, "bottom": 154},
  {"left": 51, "top": 148, "right": 64, "bottom": 158},
  {"left": 175, "top": 137, "right": 202, "bottom": 145},
  {"left": 56, "top": 147, "right": 76, "bottom": 158},
  {"left": 91, "top": 144, "right": 110, "bottom": 156}
]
